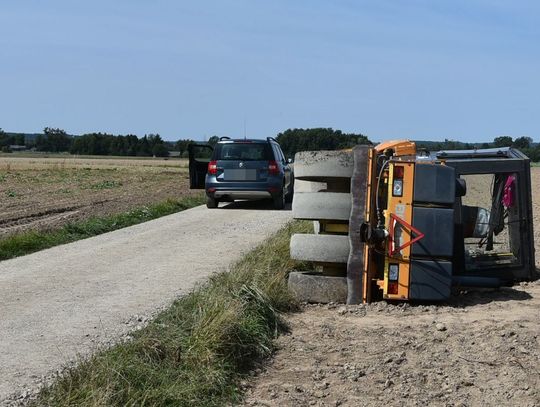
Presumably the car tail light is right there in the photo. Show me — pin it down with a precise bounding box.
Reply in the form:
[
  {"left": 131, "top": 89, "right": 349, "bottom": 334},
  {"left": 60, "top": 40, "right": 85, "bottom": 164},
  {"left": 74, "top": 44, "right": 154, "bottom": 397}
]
[
  {"left": 208, "top": 160, "right": 218, "bottom": 175},
  {"left": 268, "top": 160, "right": 279, "bottom": 175},
  {"left": 392, "top": 165, "right": 404, "bottom": 197}
]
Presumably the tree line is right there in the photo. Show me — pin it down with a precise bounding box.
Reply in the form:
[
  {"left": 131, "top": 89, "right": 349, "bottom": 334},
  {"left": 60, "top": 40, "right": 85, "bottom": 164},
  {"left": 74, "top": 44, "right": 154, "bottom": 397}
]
[
  {"left": 1, "top": 127, "right": 538, "bottom": 161},
  {"left": 0, "top": 128, "right": 170, "bottom": 157},
  {"left": 276, "top": 128, "right": 371, "bottom": 158},
  {"left": 70, "top": 132, "right": 169, "bottom": 157},
  {"left": 0, "top": 130, "right": 25, "bottom": 152}
]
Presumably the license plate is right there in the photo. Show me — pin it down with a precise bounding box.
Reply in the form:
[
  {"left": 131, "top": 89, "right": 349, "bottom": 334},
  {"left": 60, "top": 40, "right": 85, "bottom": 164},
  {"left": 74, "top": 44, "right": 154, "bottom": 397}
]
[{"left": 224, "top": 169, "right": 257, "bottom": 181}]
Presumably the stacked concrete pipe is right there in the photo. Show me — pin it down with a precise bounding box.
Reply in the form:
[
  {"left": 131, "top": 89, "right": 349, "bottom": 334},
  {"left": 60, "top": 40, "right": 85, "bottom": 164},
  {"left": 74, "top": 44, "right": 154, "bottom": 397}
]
[
  {"left": 289, "top": 146, "right": 370, "bottom": 304},
  {"left": 289, "top": 149, "right": 354, "bottom": 303}
]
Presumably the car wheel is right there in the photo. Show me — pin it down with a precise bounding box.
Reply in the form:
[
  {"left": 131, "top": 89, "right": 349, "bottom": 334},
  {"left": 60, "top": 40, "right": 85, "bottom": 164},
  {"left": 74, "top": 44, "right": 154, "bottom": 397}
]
[
  {"left": 206, "top": 196, "right": 219, "bottom": 209},
  {"left": 273, "top": 186, "right": 286, "bottom": 210}
]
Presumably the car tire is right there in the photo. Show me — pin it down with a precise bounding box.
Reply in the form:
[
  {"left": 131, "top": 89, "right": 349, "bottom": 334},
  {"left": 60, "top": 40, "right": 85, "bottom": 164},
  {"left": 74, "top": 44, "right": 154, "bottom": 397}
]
[
  {"left": 273, "top": 186, "right": 286, "bottom": 210},
  {"left": 206, "top": 196, "right": 219, "bottom": 209}
]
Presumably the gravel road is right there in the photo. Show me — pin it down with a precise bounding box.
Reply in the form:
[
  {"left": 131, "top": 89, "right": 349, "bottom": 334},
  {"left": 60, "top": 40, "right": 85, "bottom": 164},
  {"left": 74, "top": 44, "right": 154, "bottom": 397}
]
[{"left": 0, "top": 201, "right": 292, "bottom": 404}]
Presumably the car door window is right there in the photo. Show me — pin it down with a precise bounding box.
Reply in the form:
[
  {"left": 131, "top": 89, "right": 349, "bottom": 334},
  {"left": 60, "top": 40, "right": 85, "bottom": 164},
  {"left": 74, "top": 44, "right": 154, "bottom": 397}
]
[
  {"left": 270, "top": 144, "right": 279, "bottom": 161},
  {"left": 275, "top": 145, "right": 285, "bottom": 163}
]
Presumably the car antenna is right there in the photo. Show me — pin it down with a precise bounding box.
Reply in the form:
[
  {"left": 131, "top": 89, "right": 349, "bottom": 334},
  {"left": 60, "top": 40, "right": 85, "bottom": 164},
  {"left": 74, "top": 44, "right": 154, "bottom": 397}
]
[{"left": 243, "top": 117, "right": 247, "bottom": 140}]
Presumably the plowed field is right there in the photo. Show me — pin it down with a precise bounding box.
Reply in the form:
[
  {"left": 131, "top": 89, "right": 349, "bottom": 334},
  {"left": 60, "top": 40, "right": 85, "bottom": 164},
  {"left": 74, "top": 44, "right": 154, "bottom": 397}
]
[{"left": 0, "top": 156, "right": 196, "bottom": 237}]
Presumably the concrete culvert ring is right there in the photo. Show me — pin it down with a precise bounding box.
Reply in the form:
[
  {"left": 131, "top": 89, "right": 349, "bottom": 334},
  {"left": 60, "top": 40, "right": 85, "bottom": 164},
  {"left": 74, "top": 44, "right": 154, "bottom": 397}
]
[
  {"left": 288, "top": 271, "right": 347, "bottom": 303},
  {"left": 290, "top": 234, "right": 349, "bottom": 264},
  {"left": 294, "top": 150, "right": 354, "bottom": 182},
  {"left": 292, "top": 192, "right": 351, "bottom": 221}
]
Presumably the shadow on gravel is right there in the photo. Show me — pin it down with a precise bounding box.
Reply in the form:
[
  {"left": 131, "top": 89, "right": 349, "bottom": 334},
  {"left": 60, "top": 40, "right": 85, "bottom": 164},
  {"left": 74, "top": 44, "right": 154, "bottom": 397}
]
[
  {"left": 445, "top": 268, "right": 539, "bottom": 307},
  {"left": 220, "top": 199, "right": 292, "bottom": 211},
  {"left": 446, "top": 286, "right": 534, "bottom": 308}
]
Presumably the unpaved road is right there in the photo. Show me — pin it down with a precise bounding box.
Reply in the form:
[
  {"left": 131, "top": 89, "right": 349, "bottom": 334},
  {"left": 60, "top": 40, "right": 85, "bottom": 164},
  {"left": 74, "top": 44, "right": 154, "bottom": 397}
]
[{"left": 0, "top": 201, "right": 292, "bottom": 404}]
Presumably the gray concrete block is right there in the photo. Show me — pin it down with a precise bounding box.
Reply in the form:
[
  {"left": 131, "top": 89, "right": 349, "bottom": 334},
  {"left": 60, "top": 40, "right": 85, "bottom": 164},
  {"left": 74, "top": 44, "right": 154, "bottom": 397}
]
[
  {"left": 292, "top": 192, "right": 351, "bottom": 221},
  {"left": 294, "top": 150, "right": 354, "bottom": 182},
  {"left": 290, "top": 234, "right": 350, "bottom": 264},
  {"left": 288, "top": 271, "right": 347, "bottom": 303}
]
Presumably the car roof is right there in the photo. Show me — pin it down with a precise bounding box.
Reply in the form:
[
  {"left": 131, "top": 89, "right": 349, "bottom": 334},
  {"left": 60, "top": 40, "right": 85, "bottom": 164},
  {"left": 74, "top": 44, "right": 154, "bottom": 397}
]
[{"left": 217, "top": 138, "right": 276, "bottom": 144}]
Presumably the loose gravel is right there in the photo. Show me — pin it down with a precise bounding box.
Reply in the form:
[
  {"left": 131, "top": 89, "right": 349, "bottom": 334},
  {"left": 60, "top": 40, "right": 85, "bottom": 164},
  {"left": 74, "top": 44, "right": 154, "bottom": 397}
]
[{"left": 0, "top": 201, "right": 292, "bottom": 405}]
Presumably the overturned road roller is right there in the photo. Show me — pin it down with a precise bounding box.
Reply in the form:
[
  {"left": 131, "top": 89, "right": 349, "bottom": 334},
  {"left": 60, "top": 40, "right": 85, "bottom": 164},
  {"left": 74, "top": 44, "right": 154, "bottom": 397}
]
[{"left": 289, "top": 141, "right": 536, "bottom": 304}]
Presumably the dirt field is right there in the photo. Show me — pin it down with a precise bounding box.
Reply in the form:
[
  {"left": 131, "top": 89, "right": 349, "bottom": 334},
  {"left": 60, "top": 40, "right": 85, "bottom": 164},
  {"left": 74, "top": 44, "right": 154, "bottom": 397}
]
[
  {"left": 0, "top": 156, "right": 196, "bottom": 237},
  {"left": 244, "top": 167, "right": 540, "bottom": 407}
]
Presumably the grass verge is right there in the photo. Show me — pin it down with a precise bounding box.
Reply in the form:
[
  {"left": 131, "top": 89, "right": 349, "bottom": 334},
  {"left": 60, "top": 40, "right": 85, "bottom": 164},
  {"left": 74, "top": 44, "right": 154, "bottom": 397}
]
[
  {"left": 0, "top": 195, "right": 205, "bottom": 261},
  {"left": 33, "top": 220, "right": 312, "bottom": 407}
]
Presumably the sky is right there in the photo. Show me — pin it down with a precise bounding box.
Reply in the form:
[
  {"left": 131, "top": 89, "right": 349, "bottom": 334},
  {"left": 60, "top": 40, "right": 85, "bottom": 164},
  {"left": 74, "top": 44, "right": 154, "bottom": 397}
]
[{"left": 0, "top": 1, "right": 538, "bottom": 142}]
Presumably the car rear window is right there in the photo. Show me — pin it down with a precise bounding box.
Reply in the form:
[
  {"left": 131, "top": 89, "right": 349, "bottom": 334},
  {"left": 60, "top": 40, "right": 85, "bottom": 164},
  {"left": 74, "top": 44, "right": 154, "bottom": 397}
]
[{"left": 214, "top": 143, "right": 272, "bottom": 161}]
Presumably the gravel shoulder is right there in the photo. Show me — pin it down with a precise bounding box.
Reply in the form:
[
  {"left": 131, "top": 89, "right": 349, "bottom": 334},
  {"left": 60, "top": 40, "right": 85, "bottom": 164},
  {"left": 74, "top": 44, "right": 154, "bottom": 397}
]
[{"left": 0, "top": 201, "right": 291, "bottom": 404}]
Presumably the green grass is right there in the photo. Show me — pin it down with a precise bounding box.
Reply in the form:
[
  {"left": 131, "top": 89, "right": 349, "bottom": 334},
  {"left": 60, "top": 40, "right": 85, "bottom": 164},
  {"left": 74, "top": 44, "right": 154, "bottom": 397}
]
[
  {"left": 0, "top": 195, "right": 205, "bottom": 261},
  {"left": 33, "top": 220, "right": 312, "bottom": 407}
]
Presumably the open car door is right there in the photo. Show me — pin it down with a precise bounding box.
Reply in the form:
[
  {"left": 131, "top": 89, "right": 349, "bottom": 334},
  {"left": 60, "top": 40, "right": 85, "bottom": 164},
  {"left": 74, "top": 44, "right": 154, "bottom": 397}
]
[{"left": 188, "top": 143, "right": 214, "bottom": 189}]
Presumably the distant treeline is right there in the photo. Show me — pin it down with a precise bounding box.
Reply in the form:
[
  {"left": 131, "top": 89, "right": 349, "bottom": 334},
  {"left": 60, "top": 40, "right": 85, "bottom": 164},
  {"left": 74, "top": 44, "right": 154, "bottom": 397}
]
[
  {"left": 0, "top": 132, "right": 25, "bottom": 151},
  {"left": 276, "top": 128, "right": 371, "bottom": 158},
  {"left": 70, "top": 132, "right": 169, "bottom": 157},
  {"left": 0, "top": 128, "right": 170, "bottom": 157},
  {"left": 1, "top": 127, "right": 538, "bottom": 161}
]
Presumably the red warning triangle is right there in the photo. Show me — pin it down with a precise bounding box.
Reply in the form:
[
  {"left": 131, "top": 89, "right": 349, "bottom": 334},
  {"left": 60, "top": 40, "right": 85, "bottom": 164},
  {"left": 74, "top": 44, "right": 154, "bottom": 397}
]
[{"left": 388, "top": 213, "right": 425, "bottom": 256}]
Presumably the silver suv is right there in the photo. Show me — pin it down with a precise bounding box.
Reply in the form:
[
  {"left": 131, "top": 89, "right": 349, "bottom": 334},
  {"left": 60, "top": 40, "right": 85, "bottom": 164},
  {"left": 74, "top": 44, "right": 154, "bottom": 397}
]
[{"left": 188, "top": 137, "right": 293, "bottom": 209}]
